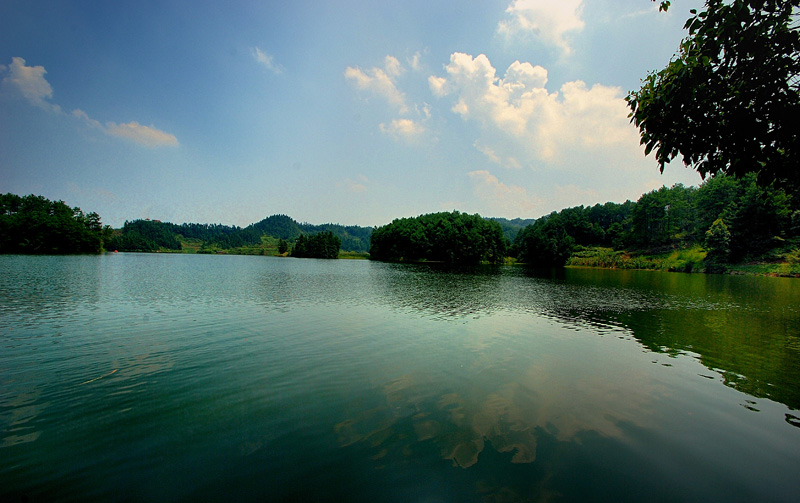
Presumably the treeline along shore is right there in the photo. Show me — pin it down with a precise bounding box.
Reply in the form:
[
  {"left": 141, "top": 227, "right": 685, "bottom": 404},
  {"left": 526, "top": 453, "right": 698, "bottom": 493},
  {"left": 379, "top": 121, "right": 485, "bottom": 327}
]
[{"left": 2, "top": 172, "right": 799, "bottom": 275}]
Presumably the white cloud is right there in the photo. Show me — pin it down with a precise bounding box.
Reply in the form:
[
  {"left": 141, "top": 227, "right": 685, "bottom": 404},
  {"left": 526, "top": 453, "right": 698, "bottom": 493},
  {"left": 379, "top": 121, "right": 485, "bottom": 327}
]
[
  {"left": 431, "top": 52, "right": 638, "bottom": 166},
  {"left": 339, "top": 174, "right": 370, "bottom": 193},
  {"left": 474, "top": 141, "right": 522, "bottom": 169},
  {"left": 408, "top": 51, "right": 423, "bottom": 72},
  {"left": 74, "top": 110, "right": 178, "bottom": 147},
  {"left": 1, "top": 57, "right": 61, "bottom": 112},
  {"left": 72, "top": 108, "right": 102, "bottom": 129},
  {"left": 468, "top": 170, "right": 542, "bottom": 215},
  {"left": 105, "top": 121, "right": 179, "bottom": 147},
  {"left": 345, "top": 57, "right": 408, "bottom": 113},
  {"left": 252, "top": 47, "right": 284, "bottom": 74},
  {"left": 498, "top": 0, "right": 585, "bottom": 54},
  {"left": 428, "top": 75, "right": 449, "bottom": 97},
  {"left": 383, "top": 55, "right": 404, "bottom": 78},
  {"left": 379, "top": 118, "right": 425, "bottom": 140},
  {"left": 2, "top": 56, "right": 179, "bottom": 148}
]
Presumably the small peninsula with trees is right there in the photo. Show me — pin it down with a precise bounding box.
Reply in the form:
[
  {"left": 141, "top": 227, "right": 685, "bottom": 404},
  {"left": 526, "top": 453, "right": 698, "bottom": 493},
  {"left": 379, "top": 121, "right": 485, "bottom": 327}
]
[{"left": 369, "top": 211, "right": 507, "bottom": 265}]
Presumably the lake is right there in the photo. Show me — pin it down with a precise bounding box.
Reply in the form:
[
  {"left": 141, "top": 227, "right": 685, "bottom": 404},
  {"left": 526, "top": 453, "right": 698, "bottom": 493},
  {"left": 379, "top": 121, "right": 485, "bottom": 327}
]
[{"left": 1, "top": 253, "right": 799, "bottom": 502}]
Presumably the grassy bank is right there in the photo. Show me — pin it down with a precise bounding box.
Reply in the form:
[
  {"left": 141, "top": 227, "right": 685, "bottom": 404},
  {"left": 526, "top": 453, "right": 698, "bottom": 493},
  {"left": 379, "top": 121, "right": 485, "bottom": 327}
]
[
  {"left": 567, "top": 245, "right": 800, "bottom": 277},
  {"left": 567, "top": 246, "right": 706, "bottom": 273}
]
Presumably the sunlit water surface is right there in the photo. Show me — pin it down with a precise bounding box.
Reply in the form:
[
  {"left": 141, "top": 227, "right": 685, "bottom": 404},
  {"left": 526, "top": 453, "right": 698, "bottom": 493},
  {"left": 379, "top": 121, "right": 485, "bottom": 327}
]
[{"left": 1, "top": 254, "right": 799, "bottom": 502}]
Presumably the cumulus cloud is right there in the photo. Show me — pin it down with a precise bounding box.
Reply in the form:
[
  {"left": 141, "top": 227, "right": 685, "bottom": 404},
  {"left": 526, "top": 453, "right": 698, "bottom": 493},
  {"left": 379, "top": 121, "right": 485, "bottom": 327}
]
[
  {"left": 468, "top": 170, "right": 542, "bottom": 215},
  {"left": 1, "top": 57, "right": 61, "bottom": 112},
  {"left": 345, "top": 56, "right": 408, "bottom": 113},
  {"left": 428, "top": 75, "right": 449, "bottom": 97},
  {"left": 431, "top": 52, "right": 638, "bottom": 166},
  {"left": 379, "top": 118, "right": 425, "bottom": 140},
  {"left": 498, "top": 0, "right": 585, "bottom": 54},
  {"left": 105, "top": 121, "right": 179, "bottom": 147},
  {"left": 252, "top": 47, "right": 284, "bottom": 74}
]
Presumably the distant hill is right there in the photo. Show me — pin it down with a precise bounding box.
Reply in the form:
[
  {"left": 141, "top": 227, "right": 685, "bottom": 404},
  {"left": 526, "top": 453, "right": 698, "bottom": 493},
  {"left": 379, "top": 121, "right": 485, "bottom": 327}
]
[
  {"left": 490, "top": 217, "right": 537, "bottom": 243},
  {"left": 107, "top": 214, "right": 374, "bottom": 253},
  {"left": 246, "top": 215, "right": 372, "bottom": 252}
]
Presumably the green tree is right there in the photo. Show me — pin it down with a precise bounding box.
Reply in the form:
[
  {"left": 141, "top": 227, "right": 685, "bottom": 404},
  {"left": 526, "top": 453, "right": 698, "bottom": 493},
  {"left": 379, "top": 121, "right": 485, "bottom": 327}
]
[
  {"left": 629, "top": 0, "right": 800, "bottom": 190},
  {"left": 369, "top": 211, "right": 507, "bottom": 264},
  {"left": 107, "top": 219, "right": 182, "bottom": 252},
  {"left": 278, "top": 238, "right": 288, "bottom": 254},
  {"left": 0, "top": 194, "right": 108, "bottom": 254},
  {"left": 514, "top": 214, "right": 575, "bottom": 267},
  {"left": 705, "top": 218, "right": 732, "bottom": 263},
  {"left": 291, "top": 231, "right": 341, "bottom": 259},
  {"left": 628, "top": 184, "right": 696, "bottom": 248},
  {"left": 722, "top": 176, "right": 792, "bottom": 259}
]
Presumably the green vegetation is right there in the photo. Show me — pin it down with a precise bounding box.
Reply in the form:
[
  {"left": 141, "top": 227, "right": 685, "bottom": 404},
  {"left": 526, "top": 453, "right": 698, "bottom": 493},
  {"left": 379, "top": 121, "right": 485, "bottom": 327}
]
[
  {"left": 630, "top": 0, "right": 800, "bottom": 191},
  {"left": 106, "top": 214, "right": 371, "bottom": 256},
  {"left": 510, "top": 201, "right": 634, "bottom": 266},
  {"left": 489, "top": 217, "right": 536, "bottom": 243},
  {"left": 291, "top": 231, "right": 341, "bottom": 259},
  {"left": 369, "top": 211, "right": 507, "bottom": 264},
  {"left": 106, "top": 219, "right": 182, "bottom": 252},
  {"left": 4, "top": 179, "right": 797, "bottom": 275},
  {"left": 568, "top": 246, "right": 707, "bottom": 273},
  {"left": 0, "top": 193, "right": 110, "bottom": 254},
  {"left": 518, "top": 174, "right": 798, "bottom": 274}
]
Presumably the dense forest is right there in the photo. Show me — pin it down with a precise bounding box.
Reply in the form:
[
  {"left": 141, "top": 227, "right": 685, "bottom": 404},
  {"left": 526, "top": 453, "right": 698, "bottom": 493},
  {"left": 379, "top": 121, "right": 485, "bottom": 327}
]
[
  {"left": 0, "top": 193, "right": 110, "bottom": 254},
  {"left": 291, "top": 231, "right": 341, "bottom": 259},
  {"left": 513, "top": 174, "right": 799, "bottom": 268},
  {"left": 369, "top": 211, "right": 507, "bottom": 264}
]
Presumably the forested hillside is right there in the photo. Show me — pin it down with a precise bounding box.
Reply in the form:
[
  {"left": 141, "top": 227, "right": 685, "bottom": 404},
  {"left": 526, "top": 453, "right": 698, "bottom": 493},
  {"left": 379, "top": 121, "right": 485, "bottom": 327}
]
[
  {"left": 106, "top": 214, "right": 372, "bottom": 254},
  {"left": 490, "top": 217, "right": 536, "bottom": 243},
  {"left": 513, "top": 174, "right": 799, "bottom": 269}
]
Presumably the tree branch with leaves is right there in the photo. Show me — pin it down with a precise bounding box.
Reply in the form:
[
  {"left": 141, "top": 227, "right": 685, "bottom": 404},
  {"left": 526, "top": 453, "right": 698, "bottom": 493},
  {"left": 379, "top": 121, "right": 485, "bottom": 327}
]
[{"left": 629, "top": 0, "right": 800, "bottom": 190}]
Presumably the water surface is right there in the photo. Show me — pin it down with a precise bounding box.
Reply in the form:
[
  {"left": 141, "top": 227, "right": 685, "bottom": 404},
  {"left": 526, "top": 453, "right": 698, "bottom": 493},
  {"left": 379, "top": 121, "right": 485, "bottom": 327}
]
[{"left": 1, "top": 254, "right": 799, "bottom": 501}]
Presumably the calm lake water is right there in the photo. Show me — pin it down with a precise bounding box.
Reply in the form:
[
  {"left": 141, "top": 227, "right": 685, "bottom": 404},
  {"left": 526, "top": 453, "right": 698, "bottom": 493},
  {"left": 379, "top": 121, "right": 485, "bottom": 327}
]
[{"left": 2, "top": 253, "right": 800, "bottom": 502}]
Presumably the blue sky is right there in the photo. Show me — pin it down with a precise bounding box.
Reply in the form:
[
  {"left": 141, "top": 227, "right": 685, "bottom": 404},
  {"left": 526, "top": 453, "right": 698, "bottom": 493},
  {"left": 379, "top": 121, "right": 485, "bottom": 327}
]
[{"left": 1, "top": 0, "right": 704, "bottom": 228}]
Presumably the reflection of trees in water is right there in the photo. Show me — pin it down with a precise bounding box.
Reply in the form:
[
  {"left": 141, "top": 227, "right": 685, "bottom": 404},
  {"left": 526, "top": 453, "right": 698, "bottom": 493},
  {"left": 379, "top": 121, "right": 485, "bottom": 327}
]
[
  {"left": 537, "top": 268, "right": 800, "bottom": 410},
  {"left": 372, "top": 263, "right": 507, "bottom": 320},
  {"left": 360, "top": 265, "right": 800, "bottom": 456}
]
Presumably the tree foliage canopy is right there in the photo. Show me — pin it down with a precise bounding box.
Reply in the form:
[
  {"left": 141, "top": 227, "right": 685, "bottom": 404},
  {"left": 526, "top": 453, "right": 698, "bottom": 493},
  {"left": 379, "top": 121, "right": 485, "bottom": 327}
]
[
  {"left": 369, "top": 211, "right": 507, "bottom": 264},
  {"left": 628, "top": 0, "right": 800, "bottom": 189},
  {"left": 0, "top": 193, "right": 109, "bottom": 254},
  {"left": 291, "top": 231, "right": 341, "bottom": 259},
  {"left": 512, "top": 173, "right": 795, "bottom": 263}
]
